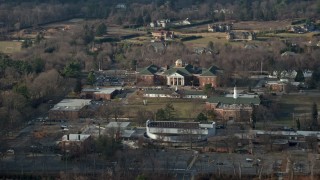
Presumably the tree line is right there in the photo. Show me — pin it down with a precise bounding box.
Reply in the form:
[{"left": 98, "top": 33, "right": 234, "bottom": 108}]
[{"left": 0, "top": 0, "right": 320, "bottom": 35}]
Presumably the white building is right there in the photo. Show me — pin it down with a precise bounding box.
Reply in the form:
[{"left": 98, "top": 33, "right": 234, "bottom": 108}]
[{"left": 146, "top": 120, "right": 216, "bottom": 143}]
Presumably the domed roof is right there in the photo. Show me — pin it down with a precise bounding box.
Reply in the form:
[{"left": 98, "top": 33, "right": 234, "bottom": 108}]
[
  {"left": 175, "top": 59, "right": 183, "bottom": 67},
  {"left": 175, "top": 59, "right": 182, "bottom": 64}
]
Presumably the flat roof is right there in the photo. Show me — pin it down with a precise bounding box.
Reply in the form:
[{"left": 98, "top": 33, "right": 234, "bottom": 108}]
[
  {"left": 51, "top": 99, "right": 91, "bottom": 111},
  {"left": 106, "top": 122, "right": 131, "bottom": 128},
  {"left": 94, "top": 87, "right": 121, "bottom": 95},
  {"left": 62, "top": 134, "right": 90, "bottom": 141},
  {"left": 122, "top": 130, "right": 135, "bottom": 138},
  {"left": 82, "top": 87, "right": 122, "bottom": 94}
]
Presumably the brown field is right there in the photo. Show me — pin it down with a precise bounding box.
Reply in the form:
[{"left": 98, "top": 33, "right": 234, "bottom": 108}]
[
  {"left": 232, "top": 20, "right": 291, "bottom": 31},
  {"left": 0, "top": 41, "right": 22, "bottom": 53}
]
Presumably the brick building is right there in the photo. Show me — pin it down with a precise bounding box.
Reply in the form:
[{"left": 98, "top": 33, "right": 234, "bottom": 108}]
[
  {"left": 49, "top": 99, "right": 91, "bottom": 121},
  {"left": 198, "top": 65, "right": 223, "bottom": 88},
  {"left": 206, "top": 87, "right": 260, "bottom": 122},
  {"left": 81, "top": 87, "right": 121, "bottom": 100},
  {"left": 138, "top": 59, "right": 221, "bottom": 87}
]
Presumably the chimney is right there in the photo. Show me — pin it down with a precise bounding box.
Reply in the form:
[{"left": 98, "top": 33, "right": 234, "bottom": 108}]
[
  {"left": 233, "top": 86, "right": 238, "bottom": 99},
  {"left": 78, "top": 134, "right": 81, "bottom": 141},
  {"left": 165, "top": 65, "right": 170, "bottom": 70},
  {"left": 67, "top": 134, "right": 69, "bottom": 140}
]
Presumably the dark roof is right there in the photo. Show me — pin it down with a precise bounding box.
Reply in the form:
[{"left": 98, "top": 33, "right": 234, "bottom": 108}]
[
  {"left": 163, "top": 64, "right": 198, "bottom": 76},
  {"left": 139, "top": 65, "right": 159, "bottom": 75},
  {"left": 207, "top": 96, "right": 260, "bottom": 105},
  {"left": 201, "top": 65, "right": 221, "bottom": 76},
  {"left": 148, "top": 121, "right": 199, "bottom": 129}
]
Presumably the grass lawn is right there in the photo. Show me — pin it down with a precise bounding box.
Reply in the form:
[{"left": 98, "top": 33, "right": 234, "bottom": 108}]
[
  {"left": 0, "top": 41, "right": 22, "bottom": 53},
  {"left": 125, "top": 92, "right": 206, "bottom": 120},
  {"left": 275, "top": 94, "right": 320, "bottom": 126}
]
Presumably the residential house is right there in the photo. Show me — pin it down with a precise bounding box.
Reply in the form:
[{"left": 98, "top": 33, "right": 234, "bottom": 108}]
[
  {"left": 49, "top": 99, "right": 92, "bottom": 121},
  {"left": 265, "top": 81, "right": 287, "bottom": 92},
  {"left": 208, "top": 24, "right": 232, "bottom": 32},
  {"left": 151, "top": 31, "right": 174, "bottom": 41},
  {"left": 206, "top": 87, "right": 260, "bottom": 122},
  {"left": 193, "top": 47, "right": 213, "bottom": 55}
]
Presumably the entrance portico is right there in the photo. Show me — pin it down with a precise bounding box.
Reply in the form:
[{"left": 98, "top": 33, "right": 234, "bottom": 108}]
[{"left": 167, "top": 73, "right": 185, "bottom": 86}]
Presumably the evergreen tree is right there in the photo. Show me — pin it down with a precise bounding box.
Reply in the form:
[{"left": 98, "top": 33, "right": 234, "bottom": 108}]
[
  {"left": 251, "top": 106, "right": 257, "bottom": 129},
  {"left": 95, "top": 23, "right": 107, "bottom": 36},
  {"left": 296, "top": 118, "right": 301, "bottom": 130},
  {"left": 295, "top": 69, "right": 305, "bottom": 82},
  {"left": 311, "top": 102, "right": 318, "bottom": 130},
  {"left": 156, "top": 108, "right": 166, "bottom": 121},
  {"left": 164, "top": 103, "right": 175, "bottom": 120},
  {"left": 196, "top": 112, "right": 207, "bottom": 122},
  {"left": 63, "top": 61, "right": 81, "bottom": 78},
  {"left": 87, "top": 71, "right": 96, "bottom": 86}
]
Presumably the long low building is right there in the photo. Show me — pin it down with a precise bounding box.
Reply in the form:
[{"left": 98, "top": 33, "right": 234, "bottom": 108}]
[
  {"left": 146, "top": 120, "right": 216, "bottom": 143},
  {"left": 143, "top": 89, "right": 207, "bottom": 99},
  {"left": 81, "top": 87, "right": 122, "bottom": 100},
  {"left": 49, "top": 99, "right": 92, "bottom": 121}
]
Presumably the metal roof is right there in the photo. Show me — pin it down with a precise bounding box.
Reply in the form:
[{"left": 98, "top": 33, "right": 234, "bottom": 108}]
[
  {"left": 51, "top": 99, "right": 91, "bottom": 111},
  {"left": 106, "top": 122, "right": 131, "bottom": 128}
]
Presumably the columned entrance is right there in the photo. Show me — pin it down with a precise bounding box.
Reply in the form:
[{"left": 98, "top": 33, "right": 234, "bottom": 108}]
[{"left": 167, "top": 76, "right": 185, "bottom": 86}]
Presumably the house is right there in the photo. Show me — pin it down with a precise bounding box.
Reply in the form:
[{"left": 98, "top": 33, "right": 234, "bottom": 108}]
[
  {"left": 146, "top": 120, "right": 216, "bottom": 143},
  {"left": 59, "top": 134, "right": 93, "bottom": 157},
  {"left": 198, "top": 65, "right": 223, "bottom": 88},
  {"left": 265, "top": 81, "right": 287, "bottom": 92},
  {"left": 48, "top": 99, "right": 92, "bottom": 121},
  {"left": 193, "top": 47, "right": 213, "bottom": 55},
  {"left": 208, "top": 24, "right": 232, "bottom": 32},
  {"left": 156, "top": 19, "right": 170, "bottom": 28},
  {"left": 151, "top": 31, "right": 174, "bottom": 41},
  {"left": 206, "top": 87, "right": 260, "bottom": 122},
  {"left": 182, "top": 18, "right": 191, "bottom": 25},
  {"left": 115, "top": 3, "right": 127, "bottom": 9}
]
